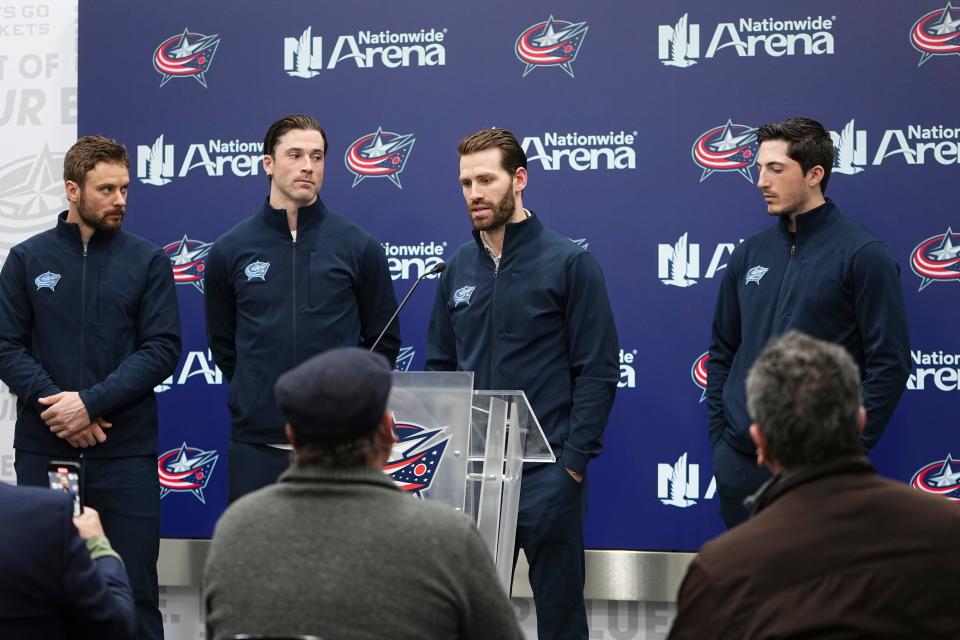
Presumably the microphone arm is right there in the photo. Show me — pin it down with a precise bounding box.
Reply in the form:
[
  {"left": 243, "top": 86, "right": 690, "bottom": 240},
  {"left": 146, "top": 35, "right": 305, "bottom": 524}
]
[{"left": 369, "top": 261, "right": 446, "bottom": 355}]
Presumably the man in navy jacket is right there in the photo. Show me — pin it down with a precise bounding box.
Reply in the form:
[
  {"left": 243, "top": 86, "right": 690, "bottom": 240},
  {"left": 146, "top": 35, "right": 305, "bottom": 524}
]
[
  {"left": 0, "top": 482, "right": 136, "bottom": 639},
  {"left": 204, "top": 114, "right": 399, "bottom": 501},
  {"left": 427, "top": 128, "right": 619, "bottom": 640},
  {"left": 707, "top": 117, "right": 910, "bottom": 528},
  {"left": 0, "top": 136, "right": 181, "bottom": 640}
]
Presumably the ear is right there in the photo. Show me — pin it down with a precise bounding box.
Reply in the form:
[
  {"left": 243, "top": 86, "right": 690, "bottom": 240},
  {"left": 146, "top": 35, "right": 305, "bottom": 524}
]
[
  {"left": 65, "top": 180, "right": 81, "bottom": 204},
  {"left": 513, "top": 166, "right": 528, "bottom": 193},
  {"left": 856, "top": 406, "right": 866, "bottom": 433},
  {"left": 374, "top": 410, "right": 398, "bottom": 449},
  {"left": 263, "top": 153, "right": 274, "bottom": 177},
  {"left": 284, "top": 423, "right": 296, "bottom": 446},
  {"left": 749, "top": 424, "right": 769, "bottom": 468},
  {"left": 806, "top": 164, "right": 825, "bottom": 190}
]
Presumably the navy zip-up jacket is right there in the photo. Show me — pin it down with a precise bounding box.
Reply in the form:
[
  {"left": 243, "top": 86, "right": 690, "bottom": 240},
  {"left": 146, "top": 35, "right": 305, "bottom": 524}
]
[
  {"left": 707, "top": 201, "right": 911, "bottom": 455},
  {"left": 204, "top": 198, "right": 400, "bottom": 444},
  {"left": 425, "top": 213, "right": 619, "bottom": 473},
  {"left": 0, "top": 212, "right": 181, "bottom": 458}
]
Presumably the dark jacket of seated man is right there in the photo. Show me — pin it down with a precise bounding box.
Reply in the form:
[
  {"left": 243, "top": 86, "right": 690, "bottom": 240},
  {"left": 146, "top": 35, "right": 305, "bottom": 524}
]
[
  {"left": 0, "top": 482, "right": 135, "bottom": 639},
  {"left": 670, "top": 331, "right": 960, "bottom": 639}
]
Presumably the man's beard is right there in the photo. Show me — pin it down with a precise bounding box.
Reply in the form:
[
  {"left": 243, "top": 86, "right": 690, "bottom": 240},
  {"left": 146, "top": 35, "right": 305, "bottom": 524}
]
[
  {"left": 78, "top": 192, "right": 124, "bottom": 231},
  {"left": 470, "top": 183, "right": 516, "bottom": 232}
]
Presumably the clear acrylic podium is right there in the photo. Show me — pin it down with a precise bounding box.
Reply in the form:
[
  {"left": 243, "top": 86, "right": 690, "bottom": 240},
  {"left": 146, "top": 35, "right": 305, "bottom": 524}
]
[{"left": 387, "top": 371, "right": 554, "bottom": 591}]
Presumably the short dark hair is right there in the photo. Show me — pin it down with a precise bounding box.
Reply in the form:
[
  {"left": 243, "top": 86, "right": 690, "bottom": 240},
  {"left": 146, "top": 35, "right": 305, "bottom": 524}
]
[
  {"left": 757, "top": 117, "right": 835, "bottom": 194},
  {"left": 63, "top": 136, "right": 129, "bottom": 186},
  {"left": 746, "top": 331, "right": 862, "bottom": 469},
  {"left": 263, "top": 114, "right": 328, "bottom": 157},
  {"left": 457, "top": 128, "right": 526, "bottom": 175},
  {"left": 292, "top": 434, "right": 375, "bottom": 469}
]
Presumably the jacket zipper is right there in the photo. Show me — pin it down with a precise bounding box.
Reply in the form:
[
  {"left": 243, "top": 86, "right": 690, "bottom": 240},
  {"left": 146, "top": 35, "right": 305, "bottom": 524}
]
[
  {"left": 291, "top": 237, "right": 297, "bottom": 364},
  {"left": 80, "top": 243, "right": 88, "bottom": 388}
]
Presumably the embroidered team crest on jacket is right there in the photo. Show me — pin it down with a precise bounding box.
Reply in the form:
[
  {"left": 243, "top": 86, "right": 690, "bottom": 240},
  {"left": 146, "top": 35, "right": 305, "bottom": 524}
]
[
  {"left": 744, "top": 266, "right": 769, "bottom": 285},
  {"left": 34, "top": 271, "right": 61, "bottom": 291},
  {"left": 244, "top": 261, "right": 270, "bottom": 281},
  {"left": 452, "top": 285, "right": 476, "bottom": 307}
]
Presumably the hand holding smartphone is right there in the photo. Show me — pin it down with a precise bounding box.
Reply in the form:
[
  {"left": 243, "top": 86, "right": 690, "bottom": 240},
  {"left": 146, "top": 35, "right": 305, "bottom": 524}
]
[{"left": 47, "top": 460, "right": 83, "bottom": 516}]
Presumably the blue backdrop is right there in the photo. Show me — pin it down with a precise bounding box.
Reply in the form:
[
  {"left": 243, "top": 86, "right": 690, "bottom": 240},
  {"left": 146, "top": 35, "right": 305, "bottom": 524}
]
[{"left": 80, "top": 0, "right": 959, "bottom": 550}]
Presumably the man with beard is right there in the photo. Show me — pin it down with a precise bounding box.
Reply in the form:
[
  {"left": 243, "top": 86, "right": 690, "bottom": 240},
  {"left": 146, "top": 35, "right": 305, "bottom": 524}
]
[
  {"left": 204, "top": 114, "right": 399, "bottom": 501},
  {"left": 707, "top": 117, "right": 910, "bottom": 529},
  {"left": 426, "top": 128, "right": 620, "bottom": 640},
  {"left": 0, "top": 136, "right": 181, "bottom": 640}
]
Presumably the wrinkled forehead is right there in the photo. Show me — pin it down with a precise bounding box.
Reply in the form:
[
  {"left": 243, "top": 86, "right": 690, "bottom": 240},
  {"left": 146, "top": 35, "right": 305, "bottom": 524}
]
[
  {"left": 459, "top": 148, "right": 508, "bottom": 180},
  {"left": 275, "top": 128, "right": 326, "bottom": 153},
  {"left": 82, "top": 161, "right": 130, "bottom": 186}
]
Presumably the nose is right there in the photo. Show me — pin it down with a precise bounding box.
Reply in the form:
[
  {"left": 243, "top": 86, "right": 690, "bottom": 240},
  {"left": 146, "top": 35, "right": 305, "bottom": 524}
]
[
  {"left": 466, "top": 184, "right": 483, "bottom": 201},
  {"left": 756, "top": 168, "right": 769, "bottom": 189},
  {"left": 114, "top": 190, "right": 127, "bottom": 207},
  {"left": 300, "top": 156, "right": 313, "bottom": 173}
]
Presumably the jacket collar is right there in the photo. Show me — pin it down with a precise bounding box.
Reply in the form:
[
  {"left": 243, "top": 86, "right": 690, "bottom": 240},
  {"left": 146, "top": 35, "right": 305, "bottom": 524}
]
[
  {"left": 259, "top": 196, "right": 327, "bottom": 235},
  {"left": 745, "top": 455, "right": 875, "bottom": 515},
  {"left": 471, "top": 210, "right": 543, "bottom": 255},
  {"left": 55, "top": 210, "right": 117, "bottom": 250},
  {"left": 776, "top": 199, "right": 839, "bottom": 245},
  {"left": 279, "top": 461, "right": 400, "bottom": 491}
]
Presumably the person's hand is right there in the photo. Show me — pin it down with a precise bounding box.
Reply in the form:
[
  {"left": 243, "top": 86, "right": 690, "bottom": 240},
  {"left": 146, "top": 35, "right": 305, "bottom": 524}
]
[
  {"left": 565, "top": 467, "right": 583, "bottom": 484},
  {"left": 65, "top": 418, "right": 112, "bottom": 448},
  {"left": 73, "top": 506, "right": 105, "bottom": 539},
  {"left": 39, "top": 392, "right": 91, "bottom": 438}
]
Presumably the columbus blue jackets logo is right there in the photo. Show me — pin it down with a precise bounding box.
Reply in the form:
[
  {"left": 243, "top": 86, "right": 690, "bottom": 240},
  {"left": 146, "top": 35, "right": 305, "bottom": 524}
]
[
  {"left": 158, "top": 442, "right": 219, "bottom": 503},
  {"left": 345, "top": 127, "right": 416, "bottom": 189},
  {"left": 395, "top": 346, "right": 415, "bottom": 372},
  {"left": 163, "top": 235, "right": 212, "bottom": 293},
  {"left": 384, "top": 422, "right": 449, "bottom": 497},
  {"left": 911, "top": 2, "right": 960, "bottom": 66},
  {"left": 691, "top": 119, "right": 759, "bottom": 183},
  {"left": 34, "top": 271, "right": 61, "bottom": 291},
  {"left": 244, "top": 260, "right": 270, "bottom": 281},
  {"left": 515, "top": 15, "right": 588, "bottom": 77},
  {"left": 911, "top": 228, "right": 960, "bottom": 291},
  {"left": 691, "top": 351, "right": 709, "bottom": 402},
  {"left": 911, "top": 453, "right": 960, "bottom": 501},
  {"left": 452, "top": 284, "right": 476, "bottom": 307},
  {"left": 153, "top": 28, "right": 221, "bottom": 87},
  {"left": 745, "top": 265, "right": 769, "bottom": 285}
]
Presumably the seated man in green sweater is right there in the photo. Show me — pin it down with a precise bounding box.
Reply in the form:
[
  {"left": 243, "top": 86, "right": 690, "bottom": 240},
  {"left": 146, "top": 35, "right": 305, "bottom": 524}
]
[{"left": 204, "top": 347, "right": 523, "bottom": 640}]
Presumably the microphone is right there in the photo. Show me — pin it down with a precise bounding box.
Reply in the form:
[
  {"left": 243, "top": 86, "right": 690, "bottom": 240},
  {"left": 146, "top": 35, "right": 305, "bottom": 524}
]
[{"left": 369, "top": 261, "right": 446, "bottom": 355}]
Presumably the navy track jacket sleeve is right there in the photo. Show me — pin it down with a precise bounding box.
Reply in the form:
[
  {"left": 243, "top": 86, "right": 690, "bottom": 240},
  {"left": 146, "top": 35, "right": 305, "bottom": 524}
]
[
  {"left": 77, "top": 250, "right": 181, "bottom": 421},
  {"left": 357, "top": 236, "right": 401, "bottom": 365},
  {"left": 707, "top": 252, "right": 741, "bottom": 445},
  {"left": 851, "top": 242, "right": 911, "bottom": 450},
  {"left": 559, "top": 252, "right": 620, "bottom": 473},
  {"left": 204, "top": 243, "right": 237, "bottom": 383},
  {"left": 0, "top": 249, "right": 62, "bottom": 408},
  {"left": 59, "top": 500, "right": 137, "bottom": 638}
]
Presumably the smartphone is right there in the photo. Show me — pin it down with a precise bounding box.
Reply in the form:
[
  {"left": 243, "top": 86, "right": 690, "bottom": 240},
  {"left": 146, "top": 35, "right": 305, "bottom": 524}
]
[{"left": 47, "top": 460, "right": 83, "bottom": 517}]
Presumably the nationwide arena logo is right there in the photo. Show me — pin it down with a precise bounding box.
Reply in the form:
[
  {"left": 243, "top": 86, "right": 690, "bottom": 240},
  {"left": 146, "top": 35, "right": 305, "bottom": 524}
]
[
  {"left": 158, "top": 442, "right": 219, "bottom": 503},
  {"left": 153, "top": 28, "right": 221, "bottom": 87},
  {"left": 691, "top": 351, "right": 709, "bottom": 402},
  {"left": 0, "top": 146, "right": 65, "bottom": 260},
  {"left": 691, "top": 119, "right": 759, "bottom": 182},
  {"left": 521, "top": 130, "right": 636, "bottom": 171},
  {"left": 907, "top": 348, "right": 960, "bottom": 392},
  {"left": 911, "top": 228, "right": 960, "bottom": 291},
  {"left": 345, "top": 127, "right": 416, "bottom": 188},
  {"left": 910, "top": 2, "right": 960, "bottom": 66},
  {"left": 162, "top": 235, "right": 212, "bottom": 293},
  {"left": 658, "top": 12, "right": 835, "bottom": 67},
  {"left": 911, "top": 453, "right": 960, "bottom": 501},
  {"left": 382, "top": 240, "right": 445, "bottom": 280},
  {"left": 154, "top": 349, "right": 223, "bottom": 393},
  {"left": 515, "top": 15, "right": 588, "bottom": 77},
  {"left": 619, "top": 348, "right": 637, "bottom": 389},
  {"left": 282, "top": 25, "right": 447, "bottom": 73},
  {"left": 384, "top": 422, "right": 449, "bottom": 497},
  {"left": 657, "top": 452, "right": 716, "bottom": 508},
  {"left": 137, "top": 134, "right": 264, "bottom": 185},
  {"left": 659, "top": 233, "right": 741, "bottom": 287}
]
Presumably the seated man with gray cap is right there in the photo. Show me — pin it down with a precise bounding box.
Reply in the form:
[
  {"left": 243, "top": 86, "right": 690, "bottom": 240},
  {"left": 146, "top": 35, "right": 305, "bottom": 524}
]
[{"left": 203, "top": 347, "right": 523, "bottom": 640}]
